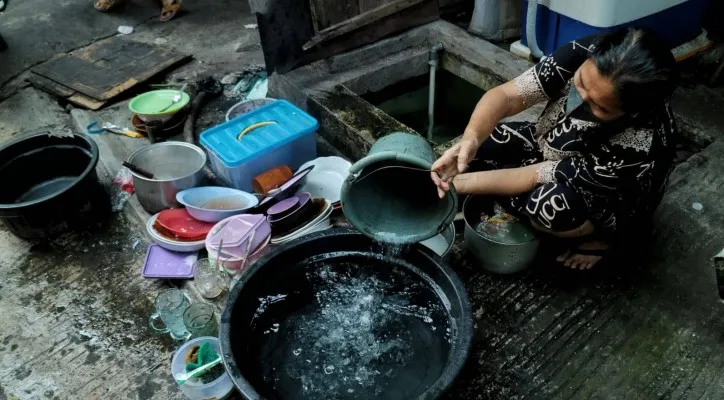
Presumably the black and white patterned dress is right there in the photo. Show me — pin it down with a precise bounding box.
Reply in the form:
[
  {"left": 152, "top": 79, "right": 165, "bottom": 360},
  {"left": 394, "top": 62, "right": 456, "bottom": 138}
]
[{"left": 472, "top": 35, "right": 676, "bottom": 240}]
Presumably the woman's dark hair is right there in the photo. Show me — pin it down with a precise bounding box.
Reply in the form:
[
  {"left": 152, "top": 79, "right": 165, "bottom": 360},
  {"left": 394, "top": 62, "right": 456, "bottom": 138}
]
[{"left": 591, "top": 28, "right": 678, "bottom": 113}]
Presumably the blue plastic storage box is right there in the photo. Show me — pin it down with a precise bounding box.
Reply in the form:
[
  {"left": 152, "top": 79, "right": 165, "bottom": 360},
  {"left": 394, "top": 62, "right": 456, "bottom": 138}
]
[
  {"left": 200, "top": 100, "right": 318, "bottom": 191},
  {"left": 522, "top": 0, "right": 708, "bottom": 56}
]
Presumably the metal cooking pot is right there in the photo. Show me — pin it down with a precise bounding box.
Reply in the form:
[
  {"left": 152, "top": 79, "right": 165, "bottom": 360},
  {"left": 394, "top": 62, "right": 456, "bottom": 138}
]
[
  {"left": 421, "top": 222, "right": 456, "bottom": 261},
  {"left": 127, "top": 141, "right": 206, "bottom": 214},
  {"left": 463, "top": 196, "right": 539, "bottom": 274}
]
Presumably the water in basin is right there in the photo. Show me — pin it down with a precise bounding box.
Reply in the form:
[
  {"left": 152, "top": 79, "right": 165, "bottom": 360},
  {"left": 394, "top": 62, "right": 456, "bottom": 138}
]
[{"left": 243, "top": 255, "right": 453, "bottom": 399}]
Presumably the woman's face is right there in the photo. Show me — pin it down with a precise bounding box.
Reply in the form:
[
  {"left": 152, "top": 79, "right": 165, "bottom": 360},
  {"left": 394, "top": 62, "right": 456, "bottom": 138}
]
[{"left": 572, "top": 59, "right": 625, "bottom": 121}]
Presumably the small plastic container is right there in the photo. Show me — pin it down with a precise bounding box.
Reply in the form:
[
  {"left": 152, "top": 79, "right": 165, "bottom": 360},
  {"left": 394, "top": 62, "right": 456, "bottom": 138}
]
[
  {"left": 171, "top": 337, "right": 233, "bottom": 400},
  {"left": 206, "top": 214, "right": 271, "bottom": 258},
  {"left": 200, "top": 100, "right": 318, "bottom": 191},
  {"left": 208, "top": 235, "right": 272, "bottom": 273}
]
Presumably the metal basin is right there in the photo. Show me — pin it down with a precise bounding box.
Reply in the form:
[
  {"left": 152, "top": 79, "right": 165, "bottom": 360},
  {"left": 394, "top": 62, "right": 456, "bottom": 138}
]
[
  {"left": 463, "top": 196, "right": 539, "bottom": 274},
  {"left": 421, "top": 222, "right": 455, "bottom": 261},
  {"left": 220, "top": 229, "right": 472, "bottom": 400},
  {"left": 127, "top": 141, "right": 206, "bottom": 214}
]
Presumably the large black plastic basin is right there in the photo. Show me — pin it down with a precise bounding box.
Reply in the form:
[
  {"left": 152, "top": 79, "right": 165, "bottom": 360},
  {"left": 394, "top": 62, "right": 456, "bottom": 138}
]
[
  {"left": 220, "top": 229, "right": 472, "bottom": 399},
  {"left": 0, "top": 132, "right": 109, "bottom": 239}
]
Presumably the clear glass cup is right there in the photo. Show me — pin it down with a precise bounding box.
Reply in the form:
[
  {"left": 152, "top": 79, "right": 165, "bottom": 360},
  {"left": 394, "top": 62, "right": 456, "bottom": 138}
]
[
  {"left": 183, "top": 303, "right": 218, "bottom": 339},
  {"left": 193, "top": 258, "right": 226, "bottom": 299},
  {"left": 149, "top": 289, "right": 191, "bottom": 340}
]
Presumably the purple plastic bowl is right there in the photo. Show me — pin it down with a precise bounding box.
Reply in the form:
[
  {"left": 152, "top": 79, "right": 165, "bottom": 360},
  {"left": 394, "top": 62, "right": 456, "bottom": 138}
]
[
  {"left": 267, "top": 195, "right": 318, "bottom": 236},
  {"left": 266, "top": 197, "right": 299, "bottom": 218},
  {"left": 267, "top": 192, "right": 311, "bottom": 224}
]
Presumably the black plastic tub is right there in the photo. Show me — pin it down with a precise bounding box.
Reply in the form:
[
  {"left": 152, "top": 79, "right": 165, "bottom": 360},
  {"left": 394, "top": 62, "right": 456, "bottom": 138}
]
[
  {"left": 0, "top": 132, "right": 110, "bottom": 239},
  {"left": 220, "top": 229, "right": 472, "bottom": 400}
]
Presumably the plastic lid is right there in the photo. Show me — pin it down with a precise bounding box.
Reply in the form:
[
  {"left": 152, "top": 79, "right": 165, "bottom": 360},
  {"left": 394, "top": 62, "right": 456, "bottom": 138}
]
[
  {"left": 156, "top": 208, "right": 215, "bottom": 239},
  {"left": 200, "top": 100, "right": 318, "bottom": 168},
  {"left": 142, "top": 244, "right": 197, "bottom": 279},
  {"left": 207, "top": 214, "right": 266, "bottom": 248}
]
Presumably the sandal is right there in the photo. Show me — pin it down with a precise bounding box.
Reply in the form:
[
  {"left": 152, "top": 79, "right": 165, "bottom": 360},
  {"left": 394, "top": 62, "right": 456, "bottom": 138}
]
[
  {"left": 94, "top": 0, "right": 126, "bottom": 12},
  {"left": 160, "top": 0, "right": 181, "bottom": 22}
]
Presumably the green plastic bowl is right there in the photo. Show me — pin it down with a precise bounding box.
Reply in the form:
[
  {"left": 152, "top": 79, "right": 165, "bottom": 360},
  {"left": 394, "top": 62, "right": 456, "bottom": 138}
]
[{"left": 129, "top": 90, "right": 191, "bottom": 122}]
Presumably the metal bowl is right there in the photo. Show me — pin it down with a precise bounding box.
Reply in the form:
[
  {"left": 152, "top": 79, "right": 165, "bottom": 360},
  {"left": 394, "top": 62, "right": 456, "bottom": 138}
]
[
  {"left": 420, "top": 222, "right": 455, "bottom": 260},
  {"left": 127, "top": 141, "right": 207, "bottom": 214},
  {"left": 463, "top": 196, "right": 539, "bottom": 274}
]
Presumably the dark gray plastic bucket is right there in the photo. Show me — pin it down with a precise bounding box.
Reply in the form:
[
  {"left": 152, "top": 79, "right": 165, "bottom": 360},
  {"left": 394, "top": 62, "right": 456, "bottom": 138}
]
[{"left": 340, "top": 132, "right": 457, "bottom": 244}]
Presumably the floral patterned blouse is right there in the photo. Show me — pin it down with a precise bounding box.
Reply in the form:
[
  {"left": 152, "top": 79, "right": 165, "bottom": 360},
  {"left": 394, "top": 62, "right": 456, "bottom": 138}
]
[{"left": 513, "top": 35, "right": 676, "bottom": 231}]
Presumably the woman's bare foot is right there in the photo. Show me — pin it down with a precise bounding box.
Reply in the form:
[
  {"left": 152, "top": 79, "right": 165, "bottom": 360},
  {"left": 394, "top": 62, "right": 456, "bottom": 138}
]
[
  {"left": 557, "top": 240, "right": 609, "bottom": 270},
  {"left": 160, "top": 0, "right": 181, "bottom": 21},
  {"left": 94, "top": 0, "right": 125, "bottom": 12}
]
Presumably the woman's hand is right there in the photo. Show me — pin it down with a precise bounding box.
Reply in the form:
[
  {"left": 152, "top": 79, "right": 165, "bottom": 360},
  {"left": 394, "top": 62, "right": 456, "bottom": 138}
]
[{"left": 431, "top": 137, "right": 480, "bottom": 198}]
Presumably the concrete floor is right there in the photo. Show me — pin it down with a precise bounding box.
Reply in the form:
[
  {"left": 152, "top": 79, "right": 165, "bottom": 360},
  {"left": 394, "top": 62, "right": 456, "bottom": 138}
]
[
  {"left": 0, "top": 1, "right": 262, "bottom": 399},
  {"left": 1, "top": 1, "right": 724, "bottom": 399}
]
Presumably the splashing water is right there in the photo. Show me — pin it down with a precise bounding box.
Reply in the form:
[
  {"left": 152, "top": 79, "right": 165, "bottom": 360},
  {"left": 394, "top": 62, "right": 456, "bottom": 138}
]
[
  {"left": 245, "top": 257, "right": 453, "bottom": 399},
  {"left": 373, "top": 240, "right": 408, "bottom": 258}
]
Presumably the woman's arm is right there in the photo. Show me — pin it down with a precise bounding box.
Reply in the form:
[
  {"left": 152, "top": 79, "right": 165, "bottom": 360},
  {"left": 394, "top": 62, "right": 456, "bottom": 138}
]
[
  {"left": 431, "top": 80, "right": 532, "bottom": 198},
  {"left": 453, "top": 163, "right": 546, "bottom": 196},
  {"left": 461, "top": 80, "right": 528, "bottom": 145}
]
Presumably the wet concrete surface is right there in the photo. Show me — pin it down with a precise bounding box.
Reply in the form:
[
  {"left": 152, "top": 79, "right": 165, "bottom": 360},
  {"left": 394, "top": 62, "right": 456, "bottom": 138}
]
[
  {"left": 0, "top": 0, "right": 264, "bottom": 98},
  {"left": 0, "top": 215, "right": 185, "bottom": 399},
  {"left": 1, "top": 1, "right": 724, "bottom": 399}
]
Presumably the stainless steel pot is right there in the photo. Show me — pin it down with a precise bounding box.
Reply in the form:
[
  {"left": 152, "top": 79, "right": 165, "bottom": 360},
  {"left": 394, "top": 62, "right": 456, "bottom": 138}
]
[
  {"left": 127, "top": 142, "right": 206, "bottom": 214},
  {"left": 421, "top": 222, "right": 456, "bottom": 261},
  {"left": 463, "top": 196, "right": 539, "bottom": 274}
]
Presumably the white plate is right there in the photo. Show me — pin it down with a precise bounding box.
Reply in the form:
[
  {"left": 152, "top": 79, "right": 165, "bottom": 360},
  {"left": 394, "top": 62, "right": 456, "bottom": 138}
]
[
  {"left": 296, "top": 156, "right": 351, "bottom": 204},
  {"left": 271, "top": 200, "right": 332, "bottom": 244},
  {"left": 273, "top": 225, "right": 332, "bottom": 245},
  {"left": 275, "top": 216, "right": 332, "bottom": 244},
  {"left": 146, "top": 214, "right": 207, "bottom": 252}
]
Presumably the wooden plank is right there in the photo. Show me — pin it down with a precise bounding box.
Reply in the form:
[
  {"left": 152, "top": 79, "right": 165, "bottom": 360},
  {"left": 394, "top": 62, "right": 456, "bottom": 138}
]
[
  {"left": 359, "top": 0, "right": 389, "bottom": 12},
  {"left": 309, "top": 0, "right": 360, "bottom": 32},
  {"left": 303, "top": 0, "right": 427, "bottom": 50},
  {"left": 301, "top": 0, "right": 438, "bottom": 62},
  {"left": 31, "top": 37, "right": 190, "bottom": 101},
  {"left": 438, "top": 0, "right": 468, "bottom": 8},
  {"left": 68, "top": 93, "right": 106, "bottom": 110},
  {"left": 27, "top": 73, "right": 75, "bottom": 98}
]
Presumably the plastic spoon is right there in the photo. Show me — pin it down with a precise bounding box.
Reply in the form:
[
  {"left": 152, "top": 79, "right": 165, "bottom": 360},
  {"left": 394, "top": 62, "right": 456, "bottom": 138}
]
[
  {"left": 158, "top": 83, "right": 188, "bottom": 113},
  {"left": 174, "top": 357, "right": 222, "bottom": 385}
]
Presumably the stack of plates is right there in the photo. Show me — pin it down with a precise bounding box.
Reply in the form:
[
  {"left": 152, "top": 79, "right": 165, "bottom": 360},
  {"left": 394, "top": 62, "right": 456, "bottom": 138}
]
[
  {"left": 147, "top": 213, "right": 208, "bottom": 252},
  {"left": 271, "top": 199, "right": 332, "bottom": 245},
  {"left": 296, "top": 156, "right": 351, "bottom": 207}
]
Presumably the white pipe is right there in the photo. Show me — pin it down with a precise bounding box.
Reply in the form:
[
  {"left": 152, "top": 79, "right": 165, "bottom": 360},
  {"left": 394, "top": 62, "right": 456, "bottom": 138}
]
[
  {"left": 428, "top": 62, "right": 438, "bottom": 141},
  {"left": 428, "top": 43, "right": 444, "bottom": 141},
  {"left": 526, "top": 0, "right": 544, "bottom": 59}
]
